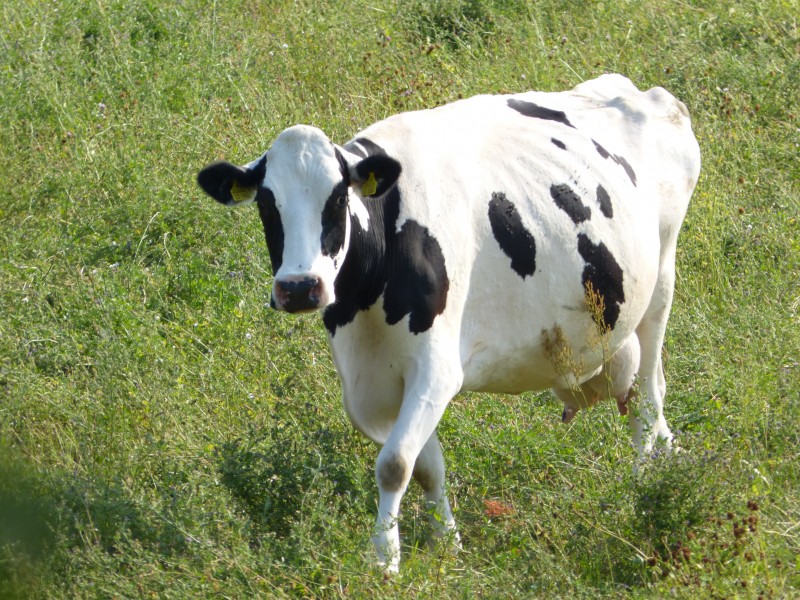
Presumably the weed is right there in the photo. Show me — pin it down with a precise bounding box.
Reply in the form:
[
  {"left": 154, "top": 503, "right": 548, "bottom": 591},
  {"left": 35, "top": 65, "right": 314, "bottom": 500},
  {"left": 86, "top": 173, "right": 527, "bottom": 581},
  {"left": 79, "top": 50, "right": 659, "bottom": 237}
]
[{"left": 542, "top": 324, "right": 583, "bottom": 386}]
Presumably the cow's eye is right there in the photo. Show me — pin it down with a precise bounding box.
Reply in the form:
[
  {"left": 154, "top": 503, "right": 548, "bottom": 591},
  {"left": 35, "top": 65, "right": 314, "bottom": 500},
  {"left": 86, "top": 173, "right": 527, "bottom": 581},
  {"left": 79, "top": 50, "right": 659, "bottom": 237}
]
[{"left": 336, "top": 195, "right": 347, "bottom": 207}]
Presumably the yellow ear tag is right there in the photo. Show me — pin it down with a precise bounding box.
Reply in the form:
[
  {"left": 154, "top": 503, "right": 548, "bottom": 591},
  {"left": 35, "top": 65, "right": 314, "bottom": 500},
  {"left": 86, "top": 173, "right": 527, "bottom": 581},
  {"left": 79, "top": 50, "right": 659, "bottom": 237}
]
[
  {"left": 230, "top": 180, "right": 257, "bottom": 204},
  {"left": 361, "top": 172, "right": 378, "bottom": 196}
]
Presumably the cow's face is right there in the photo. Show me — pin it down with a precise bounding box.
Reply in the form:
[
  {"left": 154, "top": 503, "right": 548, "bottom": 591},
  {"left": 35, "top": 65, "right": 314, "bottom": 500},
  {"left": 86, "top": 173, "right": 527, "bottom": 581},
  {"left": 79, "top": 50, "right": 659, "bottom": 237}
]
[{"left": 197, "top": 125, "right": 400, "bottom": 313}]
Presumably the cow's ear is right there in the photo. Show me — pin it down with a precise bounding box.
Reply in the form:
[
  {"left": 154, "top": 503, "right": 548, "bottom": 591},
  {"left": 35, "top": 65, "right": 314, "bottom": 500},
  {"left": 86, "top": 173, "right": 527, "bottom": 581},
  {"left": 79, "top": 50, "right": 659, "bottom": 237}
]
[
  {"left": 197, "top": 155, "right": 266, "bottom": 206},
  {"left": 350, "top": 154, "right": 402, "bottom": 198}
]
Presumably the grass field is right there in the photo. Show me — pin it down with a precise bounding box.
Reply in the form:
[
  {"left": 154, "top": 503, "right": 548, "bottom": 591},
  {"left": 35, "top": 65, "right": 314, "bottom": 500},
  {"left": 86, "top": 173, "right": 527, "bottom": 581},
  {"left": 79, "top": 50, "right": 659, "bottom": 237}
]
[{"left": 1, "top": 0, "right": 798, "bottom": 597}]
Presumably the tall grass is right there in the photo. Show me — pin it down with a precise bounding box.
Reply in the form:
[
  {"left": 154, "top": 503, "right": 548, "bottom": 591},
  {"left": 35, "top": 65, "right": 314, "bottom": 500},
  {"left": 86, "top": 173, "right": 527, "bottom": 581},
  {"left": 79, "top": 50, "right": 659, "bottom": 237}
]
[{"left": 1, "top": 0, "right": 797, "bottom": 597}]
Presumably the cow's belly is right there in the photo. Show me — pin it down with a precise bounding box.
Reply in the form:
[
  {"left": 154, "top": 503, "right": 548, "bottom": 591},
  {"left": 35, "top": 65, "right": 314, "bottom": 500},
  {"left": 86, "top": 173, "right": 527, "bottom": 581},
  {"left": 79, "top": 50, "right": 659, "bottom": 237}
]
[
  {"left": 458, "top": 253, "right": 658, "bottom": 393},
  {"left": 461, "top": 347, "right": 557, "bottom": 393},
  {"left": 460, "top": 336, "right": 605, "bottom": 394}
]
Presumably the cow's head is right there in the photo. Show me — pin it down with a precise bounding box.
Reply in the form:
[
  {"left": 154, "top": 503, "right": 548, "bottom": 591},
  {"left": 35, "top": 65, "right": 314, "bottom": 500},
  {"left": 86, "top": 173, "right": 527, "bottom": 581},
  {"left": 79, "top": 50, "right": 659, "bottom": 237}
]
[{"left": 197, "top": 125, "right": 401, "bottom": 313}]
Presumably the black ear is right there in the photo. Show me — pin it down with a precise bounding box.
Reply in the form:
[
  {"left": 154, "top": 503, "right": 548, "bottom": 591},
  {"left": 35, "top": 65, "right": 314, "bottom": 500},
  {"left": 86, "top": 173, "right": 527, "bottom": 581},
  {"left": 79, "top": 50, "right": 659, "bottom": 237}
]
[
  {"left": 197, "top": 155, "right": 266, "bottom": 206},
  {"left": 350, "top": 154, "right": 402, "bottom": 197}
]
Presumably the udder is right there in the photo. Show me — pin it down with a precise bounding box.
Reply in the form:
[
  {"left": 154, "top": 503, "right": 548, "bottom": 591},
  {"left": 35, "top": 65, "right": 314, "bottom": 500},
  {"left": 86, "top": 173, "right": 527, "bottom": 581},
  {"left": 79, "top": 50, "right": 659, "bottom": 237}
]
[{"left": 553, "top": 334, "right": 640, "bottom": 423}]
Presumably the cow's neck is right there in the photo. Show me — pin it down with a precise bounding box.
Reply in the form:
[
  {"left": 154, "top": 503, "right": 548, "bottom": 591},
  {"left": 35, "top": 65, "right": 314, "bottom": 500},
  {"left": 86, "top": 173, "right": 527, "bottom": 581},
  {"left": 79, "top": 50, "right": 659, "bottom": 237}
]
[{"left": 322, "top": 187, "right": 400, "bottom": 336}]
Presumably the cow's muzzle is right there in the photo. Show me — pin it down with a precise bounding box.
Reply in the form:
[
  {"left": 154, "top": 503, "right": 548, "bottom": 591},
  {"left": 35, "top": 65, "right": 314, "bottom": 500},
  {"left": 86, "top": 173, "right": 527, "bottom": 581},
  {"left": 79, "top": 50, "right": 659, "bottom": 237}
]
[{"left": 273, "top": 276, "right": 325, "bottom": 313}]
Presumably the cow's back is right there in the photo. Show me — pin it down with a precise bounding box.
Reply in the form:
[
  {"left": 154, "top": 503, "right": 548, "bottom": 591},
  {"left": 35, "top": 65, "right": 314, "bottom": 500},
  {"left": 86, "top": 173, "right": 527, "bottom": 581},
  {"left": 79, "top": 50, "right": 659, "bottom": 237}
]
[{"left": 349, "top": 75, "right": 699, "bottom": 393}]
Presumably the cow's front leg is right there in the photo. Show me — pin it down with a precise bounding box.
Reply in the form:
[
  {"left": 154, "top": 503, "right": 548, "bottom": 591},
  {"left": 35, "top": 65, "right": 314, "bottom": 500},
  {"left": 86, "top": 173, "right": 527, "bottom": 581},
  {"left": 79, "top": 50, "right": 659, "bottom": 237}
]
[{"left": 372, "top": 362, "right": 462, "bottom": 574}]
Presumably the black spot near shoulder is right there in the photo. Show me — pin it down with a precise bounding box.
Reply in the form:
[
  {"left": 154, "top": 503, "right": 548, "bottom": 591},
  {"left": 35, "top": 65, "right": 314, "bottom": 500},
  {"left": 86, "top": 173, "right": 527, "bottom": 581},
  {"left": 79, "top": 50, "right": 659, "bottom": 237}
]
[
  {"left": 577, "top": 233, "right": 625, "bottom": 330},
  {"left": 551, "top": 138, "right": 566, "bottom": 150},
  {"left": 383, "top": 220, "right": 449, "bottom": 334},
  {"left": 322, "top": 205, "right": 383, "bottom": 335},
  {"left": 596, "top": 184, "right": 613, "bottom": 218},
  {"left": 488, "top": 192, "right": 536, "bottom": 279},
  {"left": 507, "top": 99, "right": 575, "bottom": 129},
  {"left": 323, "top": 141, "right": 394, "bottom": 336},
  {"left": 323, "top": 142, "right": 449, "bottom": 336},
  {"left": 550, "top": 184, "right": 591, "bottom": 224},
  {"left": 592, "top": 139, "right": 637, "bottom": 187}
]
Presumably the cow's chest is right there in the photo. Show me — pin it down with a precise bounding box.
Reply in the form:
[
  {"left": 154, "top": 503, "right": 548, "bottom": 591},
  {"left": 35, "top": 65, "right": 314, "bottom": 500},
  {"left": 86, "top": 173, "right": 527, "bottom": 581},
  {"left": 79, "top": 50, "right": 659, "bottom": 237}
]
[{"left": 328, "top": 304, "right": 411, "bottom": 444}]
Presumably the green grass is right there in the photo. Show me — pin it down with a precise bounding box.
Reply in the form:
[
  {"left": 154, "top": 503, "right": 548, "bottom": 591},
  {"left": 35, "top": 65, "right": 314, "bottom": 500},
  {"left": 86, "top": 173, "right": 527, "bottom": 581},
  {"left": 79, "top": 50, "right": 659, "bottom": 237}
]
[{"left": 1, "top": 0, "right": 798, "bottom": 597}]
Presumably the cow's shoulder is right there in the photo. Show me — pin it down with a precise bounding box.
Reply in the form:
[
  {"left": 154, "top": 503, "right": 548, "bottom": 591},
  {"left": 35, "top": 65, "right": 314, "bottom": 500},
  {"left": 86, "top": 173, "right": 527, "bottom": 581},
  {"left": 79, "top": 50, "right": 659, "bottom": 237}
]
[{"left": 324, "top": 137, "right": 450, "bottom": 337}]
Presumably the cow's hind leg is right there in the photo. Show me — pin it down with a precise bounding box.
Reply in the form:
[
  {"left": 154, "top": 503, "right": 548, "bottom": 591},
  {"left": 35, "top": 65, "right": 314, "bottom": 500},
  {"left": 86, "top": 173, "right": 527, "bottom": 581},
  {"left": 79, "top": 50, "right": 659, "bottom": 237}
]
[
  {"left": 631, "top": 263, "right": 676, "bottom": 456},
  {"left": 413, "top": 432, "right": 459, "bottom": 545}
]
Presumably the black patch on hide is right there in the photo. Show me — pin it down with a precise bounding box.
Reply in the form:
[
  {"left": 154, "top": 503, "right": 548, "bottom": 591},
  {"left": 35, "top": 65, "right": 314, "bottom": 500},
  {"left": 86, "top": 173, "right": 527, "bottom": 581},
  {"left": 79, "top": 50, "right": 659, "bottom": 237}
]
[
  {"left": 550, "top": 183, "right": 592, "bottom": 224},
  {"left": 596, "top": 184, "right": 613, "bottom": 218},
  {"left": 320, "top": 180, "right": 349, "bottom": 257},
  {"left": 592, "top": 139, "right": 638, "bottom": 186},
  {"left": 577, "top": 233, "right": 625, "bottom": 330},
  {"left": 488, "top": 191, "right": 537, "bottom": 279},
  {"left": 507, "top": 99, "right": 576, "bottom": 129},
  {"left": 255, "top": 187, "right": 284, "bottom": 273},
  {"left": 322, "top": 138, "right": 450, "bottom": 336}
]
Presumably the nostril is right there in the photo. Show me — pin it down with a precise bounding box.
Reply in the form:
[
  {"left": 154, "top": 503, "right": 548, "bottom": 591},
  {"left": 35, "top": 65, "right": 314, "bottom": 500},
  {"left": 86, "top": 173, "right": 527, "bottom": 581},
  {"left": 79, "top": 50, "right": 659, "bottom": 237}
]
[{"left": 308, "top": 280, "right": 322, "bottom": 303}]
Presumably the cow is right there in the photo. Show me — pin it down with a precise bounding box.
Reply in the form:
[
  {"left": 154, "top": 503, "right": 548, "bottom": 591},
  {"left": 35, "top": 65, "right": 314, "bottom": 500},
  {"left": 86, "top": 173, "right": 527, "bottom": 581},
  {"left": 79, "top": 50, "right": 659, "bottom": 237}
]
[{"left": 197, "top": 74, "right": 701, "bottom": 573}]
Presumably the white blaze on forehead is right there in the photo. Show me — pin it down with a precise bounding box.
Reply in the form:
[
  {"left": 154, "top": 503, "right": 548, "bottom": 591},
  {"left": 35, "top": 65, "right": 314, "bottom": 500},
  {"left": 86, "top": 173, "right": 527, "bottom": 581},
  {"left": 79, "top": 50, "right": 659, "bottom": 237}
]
[{"left": 264, "top": 125, "right": 342, "bottom": 197}]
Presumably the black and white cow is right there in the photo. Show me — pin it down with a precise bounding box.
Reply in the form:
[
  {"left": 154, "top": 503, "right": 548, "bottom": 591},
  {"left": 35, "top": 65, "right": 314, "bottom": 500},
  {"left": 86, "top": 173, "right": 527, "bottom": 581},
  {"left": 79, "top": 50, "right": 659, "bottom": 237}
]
[{"left": 197, "top": 74, "right": 701, "bottom": 573}]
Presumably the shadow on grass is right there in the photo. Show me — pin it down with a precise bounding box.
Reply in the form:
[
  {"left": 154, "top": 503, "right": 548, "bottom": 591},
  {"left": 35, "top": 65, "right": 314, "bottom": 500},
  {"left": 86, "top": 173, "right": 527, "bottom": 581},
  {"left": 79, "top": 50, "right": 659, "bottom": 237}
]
[
  {"left": 216, "top": 401, "right": 371, "bottom": 544},
  {"left": 0, "top": 442, "right": 186, "bottom": 599}
]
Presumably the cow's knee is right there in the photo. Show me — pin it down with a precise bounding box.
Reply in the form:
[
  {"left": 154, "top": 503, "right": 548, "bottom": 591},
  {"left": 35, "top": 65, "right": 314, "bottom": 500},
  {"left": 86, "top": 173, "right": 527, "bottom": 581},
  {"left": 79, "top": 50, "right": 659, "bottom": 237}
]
[{"left": 377, "top": 451, "right": 411, "bottom": 492}]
